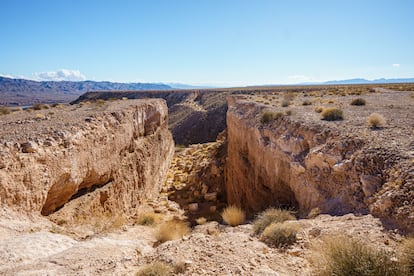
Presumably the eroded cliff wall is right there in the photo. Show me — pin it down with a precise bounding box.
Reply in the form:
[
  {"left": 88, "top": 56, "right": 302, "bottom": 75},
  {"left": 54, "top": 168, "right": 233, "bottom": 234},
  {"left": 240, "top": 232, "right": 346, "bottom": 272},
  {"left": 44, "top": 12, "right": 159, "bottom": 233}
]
[
  {"left": 225, "top": 96, "right": 414, "bottom": 232},
  {"left": 0, "top": 99, "right": 174, "bottom": 218}
]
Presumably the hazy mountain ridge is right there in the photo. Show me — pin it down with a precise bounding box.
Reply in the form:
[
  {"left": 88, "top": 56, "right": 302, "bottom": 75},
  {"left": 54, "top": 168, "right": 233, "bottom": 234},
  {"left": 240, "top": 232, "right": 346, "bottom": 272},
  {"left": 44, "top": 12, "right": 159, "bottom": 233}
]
[
  {"left": 0, "top": 77, "right": 172, "bottom": 105},
  {"left": 319, "top": 77, "right": 414, "bottom": 85}
]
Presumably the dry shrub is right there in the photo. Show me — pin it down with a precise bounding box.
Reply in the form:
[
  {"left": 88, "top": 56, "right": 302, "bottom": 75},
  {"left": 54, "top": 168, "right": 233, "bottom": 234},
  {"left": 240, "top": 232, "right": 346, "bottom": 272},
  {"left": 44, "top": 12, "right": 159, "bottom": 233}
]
[
  {"left": 253, "top": 208, "right": 296, "bottom": 235},
  {"left": 285, "top": 110, "right": 293, "bottom": 116},
  {"left": 314, "top": 106, "right": 324, "bottom": 113},
  {"left": 0, "top": 106, "right": 10, "bottom": 115},
  {"left": 302, "top": 100, "right": 312, "bottom": 106},
  {"left": 33, "top": 103, "right": 49, "bottom": 110},
  {"left": 195, "top": 217, "right": 207, "bottom": 225},
  {"left": 350, "top": 98, "right": 366, "bottom": 106},
  {"left": 400, "top": 238, "right": 414, "bottom": 274},
  {"left": 221, "top": 205, "right": 245, "bottom": 226},
  {"left": 321, "top": 107, "right": 343, "bottom": 121},
  {"left": 367, "top": 113, "right": 385, "bottom": 129},
  {"left": 156, "top": 220, "right": 190, "bottom": 243},
  {"left": 315, "top": 236, "right": 403, "bottom": 276},
  {"left": 307, "top": 207, "right": 321, "bottom": 219},
  {"left": 260, "top": 221, "right": 299, "bottom": 248},
  {"left": 260, "top": 111, "right": 284, "bottom": 124},
  {"left": 136, "top": 262, "right": 173, "bottom": 276},
  {"left": 281, "top": 100, "right": 290, "bottom": 107},
  {"left": 137, "top": 212, "right": 158, "bottom": 226}
]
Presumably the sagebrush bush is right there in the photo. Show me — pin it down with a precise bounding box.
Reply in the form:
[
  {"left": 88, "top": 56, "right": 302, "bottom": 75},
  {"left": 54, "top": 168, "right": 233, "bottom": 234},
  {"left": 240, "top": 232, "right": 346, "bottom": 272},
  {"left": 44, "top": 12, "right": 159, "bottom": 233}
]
[
  {"left": 260, "top": 111, "right": 283, "bottom": 124},
  {"left": 260, "top": 221, "right": 299, "bottom": 248},
  {"left": 253, "top": 208, "right": 296, "bottom": 235},
  {"left": 221, "top": 205, "right": 245, "bottom": 226},
  {"left": 400, "top": 238, "right": 414, "bottom": 274},
  {"left": 156, "top": 220, "right": 190, "bottom": 243},
  {"left": 281, "top": 100, "right": 290, "bottom": 107},
  {"left": 316, "top": 237, "right": 403, "bottom": 276},
  {"left": 367, "top": 113, "right": 385, "bottom": 128},
  {"left": 321, "top": 107, "right": 343, "bottom": 121},
  {"left": 350, "top": 98, "right": 366, "bottom": 106},
  {"left": 136, "top": 262, "right": 173, "bottom": 276},
  {"left": 302, "top": 100, "right": 312, "bottom": 106}
]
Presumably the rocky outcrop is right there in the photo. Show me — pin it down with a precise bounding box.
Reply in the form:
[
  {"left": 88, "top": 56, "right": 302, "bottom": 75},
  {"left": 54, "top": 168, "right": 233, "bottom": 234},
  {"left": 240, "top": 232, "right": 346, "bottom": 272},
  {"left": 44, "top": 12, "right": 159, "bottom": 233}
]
[
  {"left": 0, "top": 99, "right": 174, "bottom": 218},
  {"left": 225, "top": 96, "right": 414, "bottom": 232}
]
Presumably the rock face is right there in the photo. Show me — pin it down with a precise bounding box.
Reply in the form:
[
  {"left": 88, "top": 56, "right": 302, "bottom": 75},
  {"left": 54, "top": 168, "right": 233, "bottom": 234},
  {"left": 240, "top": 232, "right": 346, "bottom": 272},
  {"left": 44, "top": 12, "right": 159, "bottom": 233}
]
[
  {"left": 0, "top": 99, "right": 174, "bottom": 218},
  {"left": 225, "top": 96, "right": 414, "bottom": 232}
]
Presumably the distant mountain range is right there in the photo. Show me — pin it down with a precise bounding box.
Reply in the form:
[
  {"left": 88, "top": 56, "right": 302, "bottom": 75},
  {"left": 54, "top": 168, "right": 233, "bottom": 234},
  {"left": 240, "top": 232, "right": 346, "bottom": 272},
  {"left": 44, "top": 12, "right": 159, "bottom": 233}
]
[
  {"left": 1, "top": 76, "right": 414, "bottom": 106},
  {"left": 0, "top": 76, "right": 171, "bottom": 105},
  {"left": 308, "top": 77, "right": 414, "bottom": 85}
]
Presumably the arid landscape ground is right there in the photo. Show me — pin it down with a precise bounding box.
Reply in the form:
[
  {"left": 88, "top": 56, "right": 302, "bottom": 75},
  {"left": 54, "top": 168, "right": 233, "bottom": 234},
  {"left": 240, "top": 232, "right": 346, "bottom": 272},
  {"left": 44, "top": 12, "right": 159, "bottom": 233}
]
[{"left": 0, "top": 83, "right": 414, "bottom": 275}]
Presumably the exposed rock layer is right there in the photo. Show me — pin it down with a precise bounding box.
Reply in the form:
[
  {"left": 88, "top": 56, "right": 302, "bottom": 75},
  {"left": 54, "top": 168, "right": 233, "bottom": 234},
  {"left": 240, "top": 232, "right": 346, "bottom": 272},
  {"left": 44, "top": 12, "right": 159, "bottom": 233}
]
[
  {"left": 225, "top": 96, "right": 414, "bottom": 232},
  {"left": 0, "top": 99, "right": 174, "bottom": 217}
]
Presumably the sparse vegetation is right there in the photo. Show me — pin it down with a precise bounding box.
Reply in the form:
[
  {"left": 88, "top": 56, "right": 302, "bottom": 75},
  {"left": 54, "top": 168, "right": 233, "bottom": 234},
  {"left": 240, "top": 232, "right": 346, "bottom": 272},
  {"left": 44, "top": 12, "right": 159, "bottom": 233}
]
[
  {"left": 0, "top": 106, "right": 10, "bottom": 115},
  {"left": 260, "top": 111, "right": 284, "bottom": 124},
  {"left": 367, "top": 113, "right": 385, "bottom": 129},
  {"left": 221, "top": 205, "right": 245, "bottom": 226},
  {"left": 281, "top": 100, "right": 290, "bottom": 107},
  {"left": 285, "top": 110, "right": 293, "bottom": 116},
  {"left": 314, "top": 106, "right": 324, "bottom": 113},
  {"left": 307, "top": 207, "right": 321, "bottom": 219},
  {"left": 302, "top": 100, "right": 312, "bottom": 106},
  {"left": 253, "top": 208, "right": 296, "bottom": 235},
  {"left": 196, "top": 217, "right": 207, "bottom": 225},
  {"left": 136, "top": 262, "right": 173, "bottom": 276},
  {"left": 315, "top": 237, "right": 403, "bottom": 276},
  {"left": 350, "top": 98, "right": 366, "bottom": 106},
  {"left": 400, "top": 238, "right": 414, "bottom": 274},
  {"left": 32, "top": 103, "right": 49, "bottom": 110},
  {"left": 156, "top": 220, "right": 190, "bottom": 243},
  {"left": 137, "top": 212, "right": 157, "bottom": 226},
  {"left": 260, "top": 221, "right": 299, "bottom": 248},
  {"left": 321, "top": 107, "right": 343, "bottom": 121}
]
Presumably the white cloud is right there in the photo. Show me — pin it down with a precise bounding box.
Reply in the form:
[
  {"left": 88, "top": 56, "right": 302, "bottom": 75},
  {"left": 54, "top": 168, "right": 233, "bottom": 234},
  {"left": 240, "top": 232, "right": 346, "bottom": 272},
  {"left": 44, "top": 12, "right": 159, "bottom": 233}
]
[
  {"left": 392, "top": 63, "right": 400, "bottom": 67},
  {"left": 33, "top": 69, "right": 86, "bottom": 81}
]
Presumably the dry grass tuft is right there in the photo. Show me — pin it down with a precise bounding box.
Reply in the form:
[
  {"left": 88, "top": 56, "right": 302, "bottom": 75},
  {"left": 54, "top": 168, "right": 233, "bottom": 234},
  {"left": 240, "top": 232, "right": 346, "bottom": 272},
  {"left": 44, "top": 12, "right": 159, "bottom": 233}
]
[
  {"left": 221, "top": 205, "right": 245, "bottom": 226},
  {"left": 400, "top": 238, "right": 414, "bottom": 274},
  {"left": 367, "top": 113, "right": 385, "bottom": 129},
  {"left": 260, "top": 221, "right": 299, "bottom": 248},
  {"left": 137, "top": 212, "right": 158, "bottom": 226},
  {"left": 136, "top": 262, "right": 173, "bottom": 276},
  {"left": 321, "top": 107, "right": 343, "bottom": 121},
  {"left": 350, "top": 98, "right": 366, "bottom": 106},
  {"left": 195, "top": 217, "right": 207, "bottom": 225},
  {"left": 0, "top": 106, "right": 10, "bottom": 115},
  {"left": 260, "top": 111, "right": 284, "bottom": 124},
  {"left": 156, "top": 220, "right": 190, "bottom": 243},
  {"left": 314, "top": 106, "right": 324, "bottom": 113},
  {"left": 253, "top": 208, "right": 296, "bottom": 235},
  {"left": 314, "top": 236, "right": 403, "bottom": 276}
]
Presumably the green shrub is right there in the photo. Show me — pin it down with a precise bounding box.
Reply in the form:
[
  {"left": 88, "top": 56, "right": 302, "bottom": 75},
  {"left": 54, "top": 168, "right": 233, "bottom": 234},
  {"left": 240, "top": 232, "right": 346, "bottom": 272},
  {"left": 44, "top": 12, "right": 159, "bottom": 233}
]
[
  {"left": 253, "top": 208, "right": 296, "bottom": 235},
  {"left": 260, "top": 221, "right": 299, "bottom": 248},
  {"left": 221, "top": 205, "right": 245, "bottom": 226},
  {"left": 136, "top": 262, "right": 173, "bottom": 276},
  {"left": 316, "top": 237, "right": 403, "bottom": 276},
  {"left": 350, "top": 98, "right": 366, "bottom": 106},
  {"left": 321, "top": 107, "right": 343, "bottom": 121}
]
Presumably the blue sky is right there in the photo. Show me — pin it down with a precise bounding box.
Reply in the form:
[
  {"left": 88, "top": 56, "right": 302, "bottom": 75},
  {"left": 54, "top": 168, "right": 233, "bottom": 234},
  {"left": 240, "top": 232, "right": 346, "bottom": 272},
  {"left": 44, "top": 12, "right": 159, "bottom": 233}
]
[{"left": 1, "top": 0, "right": 413, "bottom": 86}]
